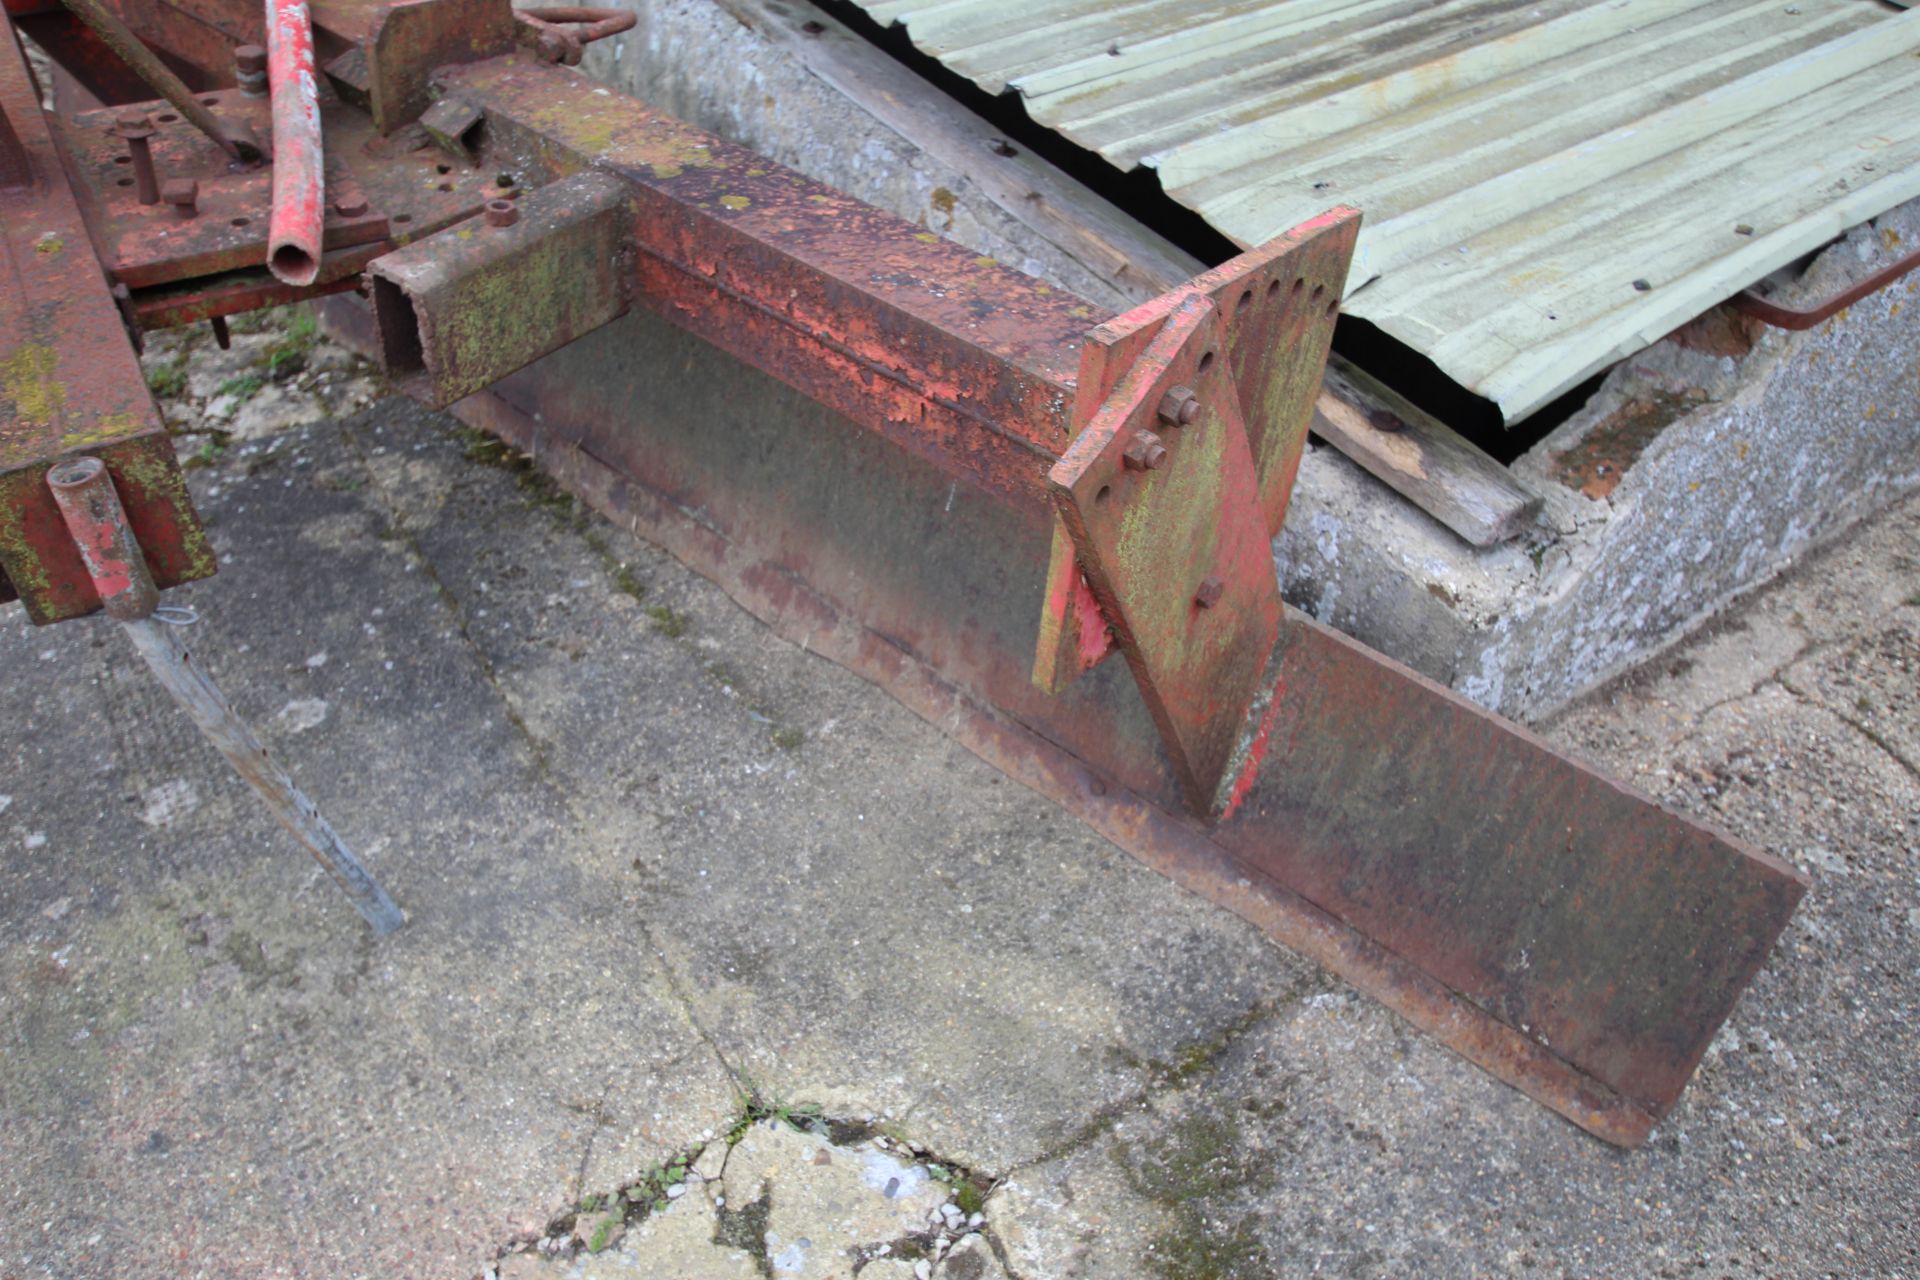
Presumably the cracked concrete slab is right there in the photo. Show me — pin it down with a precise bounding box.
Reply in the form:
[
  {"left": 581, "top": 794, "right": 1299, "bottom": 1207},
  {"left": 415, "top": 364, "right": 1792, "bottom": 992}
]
[{"left": 3, "top": 313, "right": 1917, "bottom": 1278}]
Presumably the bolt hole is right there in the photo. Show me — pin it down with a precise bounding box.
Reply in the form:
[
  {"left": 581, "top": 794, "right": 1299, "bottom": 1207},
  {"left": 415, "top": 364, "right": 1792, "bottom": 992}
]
[
  {"left": 230, "top": 216, "right": 250, "bottom": 227},
  {"left": 801, "top": 18, "right": 825, "bottom": 33},
  {"left": 497, "top": 173, "right": 516, "bottom": 188},
  {"left": 1237, "top": 288, "right": 1252, "bottom": 310},
  {"left": 116, "top": 177, "right": 133, "bottom": 187},
  {"left": 1266, "top": 278, "right": 1281, "bottom": 299},
  {"left": 1291, "top": 277, "right": 1304, "bottom": 298},
  {"left": 436, "top": 163, "right": 451, "bottom": 174},
  {"left": 1310, "top": 284, "right": 1326, "bottom": 305},
  {"left": 156, "top": 113, "right": 178, "bottom": 123},
  {"left": 200, "top": 96, "right": 219, "bottom": 106},
  {"left": 1325, "top": 297, "right": 1338, "bottom": 318},
  {"left": 114, "top": 154, "right": 132, "bottom": 164},
  {"left": 988, "top": 138, "right": 1017, "bottom": 158},
  {"left": 1197, "top": 349, "right": 1215, "bottom": 373},
  {"left": 393, "top": 213, "right": 412, "bottom": 224},
  {"left": 437, "top": 182, "right": 452, "bottom": 192},
  {"left": 1095, "top": 484, "right": 1111, "bottom": 505}
]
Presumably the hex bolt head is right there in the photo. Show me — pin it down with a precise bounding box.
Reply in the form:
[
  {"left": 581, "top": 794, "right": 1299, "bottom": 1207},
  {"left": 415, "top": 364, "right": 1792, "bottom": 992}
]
[
  {"left": 334, "top": 192, "right": 370, "bottom": 218},
  {"left": 112, "top": 110, "right": 154, "bottom": 139},
  {"left": 234, "top": 44, "right": 267, "bottom": 74},
  {"left": 1194, "top": 576, "right": 1225, "bottom": 609},
  {"left": 161, "top": 178, "right": 199, "bottom": 216},
  {"left": 1122, "top": 429, "right": 1168, "bottom": 471},
  {"left": 1158, "top": 385, "right": 1200, "bottom": 427},
  {"left": 483, "top": 198, "right": 519, "bottom": 228}
]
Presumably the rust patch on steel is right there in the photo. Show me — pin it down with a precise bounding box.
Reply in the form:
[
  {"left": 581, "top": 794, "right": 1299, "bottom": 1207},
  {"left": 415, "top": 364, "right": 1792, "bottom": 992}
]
[{"left": 1222, "top": 620, "right": 1807, "bottom": 1118}]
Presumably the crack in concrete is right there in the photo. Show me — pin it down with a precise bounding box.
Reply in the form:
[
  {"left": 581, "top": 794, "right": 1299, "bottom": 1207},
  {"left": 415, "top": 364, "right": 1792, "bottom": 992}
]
[
  {"left": 1778, "top": 676, "right": 1920, "bottom": 785},
  {"left": 342, "top": 422, "right": 750, "bottom": 1091},
  {"left": 1002, "top": 994, "right": 1295, "bottom": 1181}
]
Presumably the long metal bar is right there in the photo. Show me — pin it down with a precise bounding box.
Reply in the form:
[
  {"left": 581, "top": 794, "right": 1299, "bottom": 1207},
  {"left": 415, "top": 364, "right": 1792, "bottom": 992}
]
[
  {"left": 55, "top": 0, "right": 258, "bottom": 160},
  {"left": 45, "top": 456, "right": 404, "bottom": 934},
  {"left": 265, "top": 0, "right": 323, "bottom": 284}
]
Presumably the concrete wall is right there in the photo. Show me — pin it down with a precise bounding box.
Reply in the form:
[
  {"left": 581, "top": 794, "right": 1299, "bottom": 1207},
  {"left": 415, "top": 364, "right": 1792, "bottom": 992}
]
[{"left": 548, "top": 0, "right": 1920, "bottom": 721}]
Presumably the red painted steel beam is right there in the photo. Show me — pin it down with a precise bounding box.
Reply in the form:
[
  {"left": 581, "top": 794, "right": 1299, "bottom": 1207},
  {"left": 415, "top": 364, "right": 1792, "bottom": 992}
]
[{"left": 0, "top": 3, "right": 213, "bottom": 620}]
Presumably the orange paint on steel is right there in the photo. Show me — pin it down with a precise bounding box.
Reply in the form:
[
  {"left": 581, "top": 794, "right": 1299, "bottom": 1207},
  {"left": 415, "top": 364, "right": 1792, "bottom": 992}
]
[{"left": 265, "top": 0, "right": 322, "bottom": 285}]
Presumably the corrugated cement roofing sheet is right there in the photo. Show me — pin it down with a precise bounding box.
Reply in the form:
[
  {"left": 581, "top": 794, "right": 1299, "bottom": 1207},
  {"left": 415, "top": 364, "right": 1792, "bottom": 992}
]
[{"left": 853, "top": 0, "right": 1920, "bottom": 421}]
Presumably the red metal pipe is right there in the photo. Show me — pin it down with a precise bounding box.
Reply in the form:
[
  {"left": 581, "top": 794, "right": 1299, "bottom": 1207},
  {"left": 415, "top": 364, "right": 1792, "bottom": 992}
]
[
  {"left": 45, "top": 456, "right": 160, "bottom": 621},
  {"left": 265, "top": 0, "right": 322, "bottom": 285}
]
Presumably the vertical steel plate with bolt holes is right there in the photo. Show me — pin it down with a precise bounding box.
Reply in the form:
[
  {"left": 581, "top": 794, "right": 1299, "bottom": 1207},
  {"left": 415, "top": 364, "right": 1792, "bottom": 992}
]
[{"left": 1049, "top": 295, "right": 1281, "bottom": 814}]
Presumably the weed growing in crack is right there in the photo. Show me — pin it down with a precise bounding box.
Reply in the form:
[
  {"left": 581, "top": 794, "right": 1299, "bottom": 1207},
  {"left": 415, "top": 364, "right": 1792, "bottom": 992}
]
[
  {"left": 146, "top": 355, "right": 188, "bottom": 398},
  {"left": 621, "top": 1149, "right": 694, "bottom": 1217},
  {"left": 450, "top": 425, "right": 575, "bottom": 517},
  {"left": 216, "top": 372, "right": 264, "bottom": 403},
  {"left": 646, "top": 603, "right": 687, "bottom": 638},
  {"left": 181, "top": 436, "right": 227, "bottom": 470},
  {"left": 261, "top": 308, "right": 319, "bottom": 381}
]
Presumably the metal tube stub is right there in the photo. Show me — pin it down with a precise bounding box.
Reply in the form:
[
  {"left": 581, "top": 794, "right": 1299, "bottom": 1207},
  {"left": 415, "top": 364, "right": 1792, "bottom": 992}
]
[
  {"left": 45, "top": 456, "right": 161, "bottom": 621},
  {"left": 266, "top": 0, "right": 324, "bottom": 285}
]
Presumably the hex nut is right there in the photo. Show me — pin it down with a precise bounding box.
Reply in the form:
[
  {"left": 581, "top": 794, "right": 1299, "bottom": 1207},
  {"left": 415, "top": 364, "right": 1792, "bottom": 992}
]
[
  {"left": 1122, "top": 429, "right": 1169, "bottom": 471},
  {"left": 160, "top": 178, "right": 198, "bottom": 215},
  {"left": 483, "top": 198, "right": 519, "bottom": 228},
  {"left": 1158, "top": 385, "right": 1200, "bottom": 427}
]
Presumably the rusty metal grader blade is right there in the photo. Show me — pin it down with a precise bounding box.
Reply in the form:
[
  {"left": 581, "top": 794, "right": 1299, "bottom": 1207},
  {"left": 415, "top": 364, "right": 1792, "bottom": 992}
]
[
  {"left": 297, "top": 42, "right": 1805, "bottom": 1144},
  {"left": 14, "top": 0, "right": 1803, "bottom": 1143}
]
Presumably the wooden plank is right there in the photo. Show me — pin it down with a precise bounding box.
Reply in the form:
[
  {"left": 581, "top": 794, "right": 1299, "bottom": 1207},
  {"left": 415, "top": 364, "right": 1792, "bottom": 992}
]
[{"left": 1314, "top": 356, "right": 1541, "bottom": 548}]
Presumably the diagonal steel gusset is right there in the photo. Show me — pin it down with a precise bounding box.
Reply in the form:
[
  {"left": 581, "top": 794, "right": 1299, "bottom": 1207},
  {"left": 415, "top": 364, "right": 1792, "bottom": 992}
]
[{"left": 1049, "top": 295, "right": 1281, "bottom": 815}]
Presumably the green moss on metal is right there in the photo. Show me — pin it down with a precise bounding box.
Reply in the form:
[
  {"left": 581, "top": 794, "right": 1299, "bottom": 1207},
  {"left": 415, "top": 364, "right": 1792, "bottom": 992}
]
[{"left": 1, "top": 342, "right": 65, "bottom": 428}]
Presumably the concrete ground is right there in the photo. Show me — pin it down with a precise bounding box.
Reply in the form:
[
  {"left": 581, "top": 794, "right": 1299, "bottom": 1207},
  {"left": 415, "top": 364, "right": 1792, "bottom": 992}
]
[{"left": 1, "top": 318, "right": 1916, "bottom": 1279}]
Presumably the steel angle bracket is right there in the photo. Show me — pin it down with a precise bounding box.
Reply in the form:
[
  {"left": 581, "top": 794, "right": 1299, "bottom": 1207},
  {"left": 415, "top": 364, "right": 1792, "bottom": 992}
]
[
  {"left": 1031, "top": 210, "right": 1357, "bottom": 697},
  {"left": 1049, "top": 296, "right": 1280, "bottom": 815}
]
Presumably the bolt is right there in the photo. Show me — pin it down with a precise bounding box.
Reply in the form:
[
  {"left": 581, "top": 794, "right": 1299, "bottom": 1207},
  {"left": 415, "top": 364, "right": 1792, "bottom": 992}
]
[
  {"left": 483, "top": 198, "right": 519, "bottom": 228},
  {"left": 1194, "top": 576, "right": 1225, "bottom": 609},
  {"left": 161, "top": 178, "right": 198, "bottom": 217},
  {"left": 114, "top": 111, "right": 159, "bottom": 205},
  {"left": 1158, "top": 385, "right": 1200, "bottom": 427},
  {"left": 1122, "top": 429, "right": 1168, "bottom": 471},
  {"left": 333, "top": 190, "right": 369, "bottom": 218},
  {"left": 234, "top": 43, "right": 268, "bottom": 96}
]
